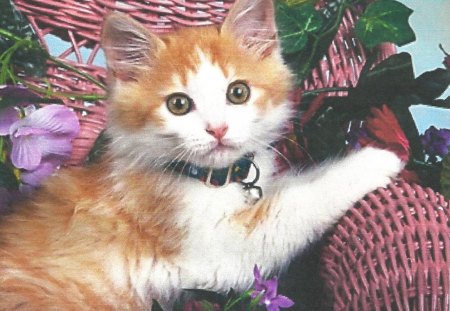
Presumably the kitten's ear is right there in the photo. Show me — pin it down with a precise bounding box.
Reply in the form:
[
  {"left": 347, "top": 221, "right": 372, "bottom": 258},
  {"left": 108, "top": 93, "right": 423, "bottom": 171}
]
[
  {"left": 101, "top": 13, "right": 164, "bottom": 81},
  {"left": 221, "top": 0, "right": 278, "bottom": 57}
]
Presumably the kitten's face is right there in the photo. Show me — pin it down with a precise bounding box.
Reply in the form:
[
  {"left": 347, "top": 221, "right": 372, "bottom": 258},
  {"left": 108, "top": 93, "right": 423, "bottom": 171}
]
[{"left": 102, "top": 0, "right": 293, "bottom": 170}]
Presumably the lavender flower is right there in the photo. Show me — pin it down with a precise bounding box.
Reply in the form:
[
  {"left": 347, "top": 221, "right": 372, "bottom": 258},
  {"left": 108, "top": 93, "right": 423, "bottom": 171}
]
[
  {"left": 421, "top": 126, "right": 450, "bottom": 161},
  {"left": 8, "top": 104, "right": 79, "bottom": 170},
  {"left": 251, "top": 266, "right": 294, "bottom": 311},
  {"left": 0, "top": 98, "right": 80, "bottom": 189},
  {"left": 0, "top": 85, "right": 41, "bottom": 101},
  {"left": 0, "top": 106, "right": 20, "bottom": 135}
]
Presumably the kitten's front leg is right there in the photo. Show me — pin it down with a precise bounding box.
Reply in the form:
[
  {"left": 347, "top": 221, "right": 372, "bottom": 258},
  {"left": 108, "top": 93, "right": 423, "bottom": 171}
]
[{"left": 240, "top": 147, "right": 404, "bottom": 264}]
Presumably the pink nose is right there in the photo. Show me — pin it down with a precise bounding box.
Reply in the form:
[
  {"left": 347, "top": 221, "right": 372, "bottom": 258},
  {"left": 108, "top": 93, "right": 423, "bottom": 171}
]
[{"left": 206, "top": 124, "right": 228, "bottom": 140}]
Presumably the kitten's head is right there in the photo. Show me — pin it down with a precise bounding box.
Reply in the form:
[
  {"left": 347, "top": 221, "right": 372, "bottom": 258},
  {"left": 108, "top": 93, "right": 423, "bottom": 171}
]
[{"left": 101, "top": 0, "right": 293, "bottom": 170}]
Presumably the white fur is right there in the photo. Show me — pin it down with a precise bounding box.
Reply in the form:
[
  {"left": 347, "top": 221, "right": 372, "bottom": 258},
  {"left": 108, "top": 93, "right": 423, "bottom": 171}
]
[
  {"left": 105, "top": 146, "right": 403, "bottom": 308},
  {"left": 105, "top": 29, "right": 403, "bottom": 310},
  {"left": 107, "top": 53, "right": 291, "bottom": 172}
]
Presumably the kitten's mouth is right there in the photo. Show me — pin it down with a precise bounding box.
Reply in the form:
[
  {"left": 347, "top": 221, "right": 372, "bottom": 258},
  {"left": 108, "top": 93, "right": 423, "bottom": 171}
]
[
  {"left": 196, "top": 142, "right": 241, "bottom": 166},
  {"left": 208, "top": 142, "right": 237, "bottom": 154},
  {"left": 185, "top": 140, "right": 247, "bottom": 168}
]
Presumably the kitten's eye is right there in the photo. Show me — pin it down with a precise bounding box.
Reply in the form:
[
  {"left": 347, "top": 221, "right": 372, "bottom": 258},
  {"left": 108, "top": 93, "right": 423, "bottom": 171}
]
[
  {"left": 166, "top": 93, "right": 193, "bottom": 116},
  {"left": 227, "top": 81, "right": 250, "bottom": 105}
]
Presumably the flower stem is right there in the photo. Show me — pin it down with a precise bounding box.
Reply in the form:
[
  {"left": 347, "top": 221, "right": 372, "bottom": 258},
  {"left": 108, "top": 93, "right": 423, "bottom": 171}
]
[
  {"left": 0, "top": 39, "right": 30, "bottom": 84},
  {"left": 303, "top": 87, "right": 350, "bottom": 96},
  {"left": 439, "top": 44, "right": 449, "bottom": 56},
  {"left": 0, "top": 27, "right": 106, "bottom": 92},
  {"left": 48, "top": 56, "right": 106, "bottom": 90},
  {"left": 0, "top": 28, "right": 22, "bottom": 42},
  {"left": 223, "top": 290, "right": 253, "bottom": 311},
  {"left": 0, "top": 137, "right": 5, "bottom": 162},
  {"left": 19, "top": 80, "right": 106, "bottom": 101}
]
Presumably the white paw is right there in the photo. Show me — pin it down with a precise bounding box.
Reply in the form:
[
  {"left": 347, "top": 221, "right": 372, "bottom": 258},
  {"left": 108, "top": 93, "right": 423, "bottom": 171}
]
[{"left": 352, "top": 147, "right": 404, "bottom": 188}]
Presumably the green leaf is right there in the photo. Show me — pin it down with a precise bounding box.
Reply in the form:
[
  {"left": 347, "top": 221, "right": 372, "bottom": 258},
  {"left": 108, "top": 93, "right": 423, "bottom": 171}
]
[
  {"left": 302, "top": 99, "right": 347, "bottom": 162},
  {"left": 0, "top": 0, "right": 48, "bottom": 78},
  {"left": 0, "top": 0, "right": 36, "bottom": 39},
  {"left": 198, "top": 301, "right": 217, "bottom": 311},
  {"left": 442, "top": 154, "right": 450, "bottom": 199},
  {"left": 0, "top": 161, "right": 19, "bottom": 190},
  {"left": 349, "top": 52, "right": 416, "bottom": 108},
  {"left": 355, "top": 0, "right": 415, "bottom": 48},
  {"left": 276, "top": 2, "right": 324, "bottom": 54},
  {"left": 248, "top": 292, "right": 263, "bottom": 311},
  {"left": 430, "top": 96, "right": 450, "bottom": 109},
  {"left": 414, "top": 69, "right": 450, "bottom": 104},
  {"left": 389, "top": 100, "right": 424, "bottom": 162}
]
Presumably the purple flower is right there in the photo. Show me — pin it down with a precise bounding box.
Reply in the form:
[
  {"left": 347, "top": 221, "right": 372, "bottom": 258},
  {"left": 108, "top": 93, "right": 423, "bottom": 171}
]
[
  {"left": 0, "top": 106, "right": 20, "bottom": 135},
  {"left": 421, "top": 126, "right": 450, "bottom": 161},
  {"left": 0, "top": 98, "right": 80, "bottom": 188},
  {"left": 0, "top": 85, "right": 41, "bottom": 101},
  {"left": 251, "top": 265, "right": 294, "bottom": 311},
  {"left": 8, "top": 105, "right": 80, "bottom": 170}
]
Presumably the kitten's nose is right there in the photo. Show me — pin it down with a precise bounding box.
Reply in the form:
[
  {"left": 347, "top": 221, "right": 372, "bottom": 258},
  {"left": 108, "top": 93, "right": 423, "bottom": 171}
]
[{"left": 206, "top": 124, "right": 228, "bottom": 140}]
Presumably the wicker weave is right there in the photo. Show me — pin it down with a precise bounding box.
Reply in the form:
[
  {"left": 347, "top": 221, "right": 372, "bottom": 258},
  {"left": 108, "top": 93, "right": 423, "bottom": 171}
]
[{"left": 321, "top": 181, "right": 450, "bottom": 310}]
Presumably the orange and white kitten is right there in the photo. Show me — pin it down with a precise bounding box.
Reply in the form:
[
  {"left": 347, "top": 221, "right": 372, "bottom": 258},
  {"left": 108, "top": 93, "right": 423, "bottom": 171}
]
[{"left": 0, "top": 0, "right": 403, "bottom": 309}]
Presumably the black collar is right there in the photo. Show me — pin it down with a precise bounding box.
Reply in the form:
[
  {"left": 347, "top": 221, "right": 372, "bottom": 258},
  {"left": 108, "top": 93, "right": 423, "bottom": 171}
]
[{"left": 167, "top": 154, "right": 255, "bottom": 187}]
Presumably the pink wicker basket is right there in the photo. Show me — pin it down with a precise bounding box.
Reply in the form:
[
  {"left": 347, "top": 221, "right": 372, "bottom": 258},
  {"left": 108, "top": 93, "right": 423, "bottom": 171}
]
[
  {"left": 11, "top": 0, "right": 448, "bottom": 310},
  {"left": 321, "top": 181, "right": 450, "bottom": 310}
]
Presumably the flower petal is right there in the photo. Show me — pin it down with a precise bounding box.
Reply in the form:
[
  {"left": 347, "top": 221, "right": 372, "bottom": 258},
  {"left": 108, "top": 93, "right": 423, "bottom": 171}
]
[
  {"left": 0, "top": 85, "right": 40, "bottom": 100},
  {"left": 0, "top": 106, "right": 19, "bottom": 135},
  {"left": 267, "top": 304, "right": 280, "bottom": 311},
  {"left": 14, "top": 126, "right": 48, "bottom": 137},
  {"left": 11, "top": 135, "right": 43, "bottom": 170},
  {"left": 360, "top": 105, "right": 410, "bottom": 161},
  {"left": 9, "top": 105, "right": 80, "bottom": 139},
  {"left": 271, "top": 295, "right": 295, "bottom": 308},
  {"left": 38, "top": 135, "right": 76, "bottom": 158},
  {"left": 21, "top": 159, "right": 59, "bottom": 187},
  {"left": 264, "top": 278, "right": 279, "bottom": 298},
  {"left": 421, "top": 126, "right": 450, "bottom": 158}
]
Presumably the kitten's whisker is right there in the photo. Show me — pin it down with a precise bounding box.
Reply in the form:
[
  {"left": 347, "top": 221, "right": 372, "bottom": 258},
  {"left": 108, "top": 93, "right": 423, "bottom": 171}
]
[
  {"left": 176, "top": 149, "right": 195, "bottom": 183},
  {"left": 150, "top": 143, "right": 187, "bottom": 169},
  {"left": 160, "top": 148, "right": 189, "bottom": 181},
  {"left": 250, "top": 137, "right": 293, "bottom": 170},
  {"left": 275, "top": 133, "right": 315, "bottom": 163}
]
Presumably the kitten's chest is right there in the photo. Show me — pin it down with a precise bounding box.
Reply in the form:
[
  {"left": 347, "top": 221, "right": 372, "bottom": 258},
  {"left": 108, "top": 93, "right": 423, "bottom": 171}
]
[
  {"left": 174, "top": 181, "right": 264, "bottom": 289},
  {"left": 181, "top": 181, "right": 247, "bottom": 225}
]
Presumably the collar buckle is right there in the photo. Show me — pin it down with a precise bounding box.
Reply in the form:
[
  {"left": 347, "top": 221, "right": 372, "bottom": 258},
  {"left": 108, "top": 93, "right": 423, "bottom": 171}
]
[{"left": 205, "top": 166, "right": 233, "bottom": 188}]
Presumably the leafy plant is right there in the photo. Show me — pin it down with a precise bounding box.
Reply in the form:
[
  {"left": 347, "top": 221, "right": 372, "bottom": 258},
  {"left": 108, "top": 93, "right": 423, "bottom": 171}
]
[
  {"left": 0, "top": 0, "right": 47, "bottom": 79},
  {"left": 355, "top": 0, "right": 415, "bottom": 48}
]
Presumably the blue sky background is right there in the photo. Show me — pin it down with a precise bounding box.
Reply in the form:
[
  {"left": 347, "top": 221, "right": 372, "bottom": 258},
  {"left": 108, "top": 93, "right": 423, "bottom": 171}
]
[
  {"left": 397, "top": 0, "right": 450, "bottom": 133},
  {"left": 45, "top": 0, "right": 449, "bottom": 133}
]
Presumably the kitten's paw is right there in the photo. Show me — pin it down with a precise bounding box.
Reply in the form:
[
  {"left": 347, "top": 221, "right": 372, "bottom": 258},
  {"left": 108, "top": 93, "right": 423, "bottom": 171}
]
[{"left": 354, "top": 147, "right": 404, "bottom": 188}]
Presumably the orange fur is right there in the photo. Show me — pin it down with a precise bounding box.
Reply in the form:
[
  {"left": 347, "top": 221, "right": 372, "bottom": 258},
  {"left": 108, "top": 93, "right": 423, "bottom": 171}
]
[
  {"left": 0, "top": 161, "right": 183, "bottom": 309},
  {"left": 0, "top": 2, "right": 292, "bottom": 308},
  {"left": 231, "top": 197, "right": 277, "bottom": 235},
  {"left": 109, "top": 25, "right": 292, "bottom": 130}
]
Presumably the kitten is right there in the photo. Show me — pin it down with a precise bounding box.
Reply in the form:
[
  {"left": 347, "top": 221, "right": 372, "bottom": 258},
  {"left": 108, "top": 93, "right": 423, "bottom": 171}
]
[{"left": 0, "top": 0, "right": 403, "bottom": 309}]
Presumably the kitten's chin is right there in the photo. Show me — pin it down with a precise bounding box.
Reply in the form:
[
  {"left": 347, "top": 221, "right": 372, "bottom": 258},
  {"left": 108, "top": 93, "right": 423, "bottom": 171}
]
[{"left": 196, "top": 146, "right": 245, "bottom": 169}]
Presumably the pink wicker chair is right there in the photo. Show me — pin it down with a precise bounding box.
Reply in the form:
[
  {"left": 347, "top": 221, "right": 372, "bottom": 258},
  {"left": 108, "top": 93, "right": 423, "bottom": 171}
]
[{"left": 12, "top": 0, "right": 450, "bottom": 310}]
